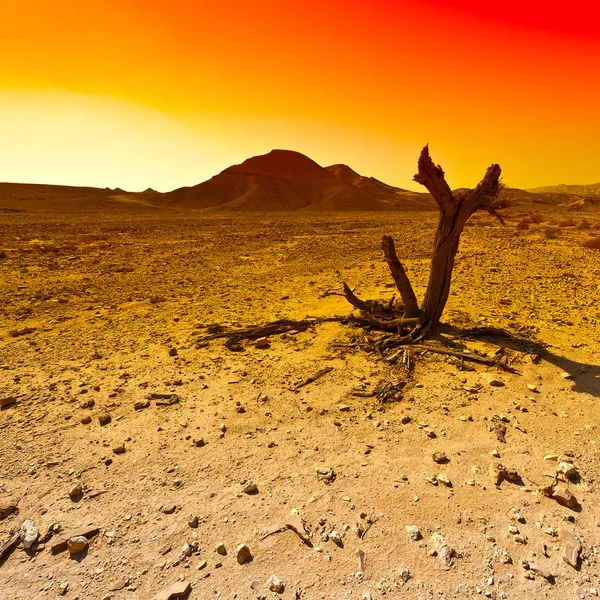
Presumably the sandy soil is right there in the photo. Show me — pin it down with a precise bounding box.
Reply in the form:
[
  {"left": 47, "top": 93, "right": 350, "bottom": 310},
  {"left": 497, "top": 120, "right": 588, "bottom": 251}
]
[{"left": 1, "top": 208, "right": 600, "bottom": 600}]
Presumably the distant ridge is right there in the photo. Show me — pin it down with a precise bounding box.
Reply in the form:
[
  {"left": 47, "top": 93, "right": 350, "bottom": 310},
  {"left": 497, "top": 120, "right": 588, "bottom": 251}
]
[
  {"left": 165, "top": 149, "right": 433, "bottom": 211},
  {"left": 527, "top": 183, "right": 600, "bottom": 196}
]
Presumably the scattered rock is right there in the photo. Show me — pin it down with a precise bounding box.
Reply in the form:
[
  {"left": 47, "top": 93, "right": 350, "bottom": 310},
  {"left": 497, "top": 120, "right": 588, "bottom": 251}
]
[
  {"left": 330, "top": 530, "right": 343, "bottom": 546},
  {"left": 557, "top": 462, "right": 578, "bottom": 480},
  {"left": 159, "top": 505, "right": 178, "bottom": 515},
  {"left": 406, "top": 525, "right": 422, "bottom": 541},
  {"left": 316, "top": 467, "right": 336, "bottom": 483},
  {"left": 527, "top": 384, "right": 539, "bottom": 393},
  {"left": 243, "top": 480, "right": 258, "bottom": 494},
  {"left": 50, "top": 526, "right": 99, "bottom": 554},
  {"left": 112, "top": 444, "right": 126, "bottom": 455},
  {"left": 338, "top": 404, "right": 350, "bottom": 412},
  {"left": 67, "top": 535, "right": 89, "bottom": 556},
  {"left": 399, "top": 568, "right": 411, "bottom": 583},
  {"left": 69, "top": 482, "right": 83, "bottom": 501},
  {"left": 19, "top": 520, "right": 39, "bottom": 549},
  {"left": 561, "top": 529, "right": 581, "bottom": 569},
  {"left": 483, "top": 374, "right": 505, "bottom": 387},
  {"left": 215, "top": 542, "right": 226, "bottom": 555},
  {"left": 267, "top": 575, "right": 285, "bottom": 594},
  {"left": 552, "top": 486, "right": 577, "bottom": 508},
  {"left": 236, "top": 543, "right": 252, "bottom": 564},
  {"left": 193, "top": 438, "right": 205, "bottom": 448},
  {"left": 431, "top": 533, "right": 456, "bottom": 569},
  {"left": 80, "top": 415, "right": 92, "bottom": 424},
  {"left": 436, "top": 473, "right": 452, "bottom": 487},
  {"left": 561, "top": 372, "right": 573, "bottom": 380},
  {"left": 134, "top": 400, "right": 150, "bottom": 411},
  {"left": 98, "top": 413, "right": 111, "bottom": 426},
  {"left": 0, "top": 500, "right": 19, "bottom": 520},
  {"left": 188, "top": 515, "right": 199, "bottom": 529},
  {"left": 58, "top": 582, "right": 69, "bottom": 596},
  {"left": 169, "top": 348, "right": 178, "bottom": 357},
  {"left": 255, "top": 338, "right": 270, "bottom": 349},
  {"left": 152, "top": 581, "right": 192, "bottom": 600},
  {"left": 528, "top": 563, "right": 554, "bottom": 582},
  {"left": 0, "top": 396, "right": 17, "bottom": 408},
  {"left": 432, "top": 451, "right": 448, "bottom": 464}
]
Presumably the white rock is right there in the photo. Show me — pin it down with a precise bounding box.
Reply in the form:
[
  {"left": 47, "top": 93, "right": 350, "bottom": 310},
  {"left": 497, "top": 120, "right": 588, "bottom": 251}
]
[
  {"left": 19, "top": 520, "right": 39, "bottom": 549},
  {"left": 267, "top": 575, "right": 284, "bottom": 594}
]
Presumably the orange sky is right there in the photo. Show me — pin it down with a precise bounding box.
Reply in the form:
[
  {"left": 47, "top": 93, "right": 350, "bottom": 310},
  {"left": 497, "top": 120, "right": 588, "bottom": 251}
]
[{"left": 1, "top": 0, "right": 599, "bottom": 191}]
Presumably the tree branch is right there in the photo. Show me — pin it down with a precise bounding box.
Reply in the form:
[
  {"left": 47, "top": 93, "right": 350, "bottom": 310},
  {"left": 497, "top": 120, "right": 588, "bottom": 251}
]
[
  {"left": 413, "top": 144, "right": 454, "bottom": 213},
  {"left": 381, "top": 235, "right": 420, "bottom": 318}
]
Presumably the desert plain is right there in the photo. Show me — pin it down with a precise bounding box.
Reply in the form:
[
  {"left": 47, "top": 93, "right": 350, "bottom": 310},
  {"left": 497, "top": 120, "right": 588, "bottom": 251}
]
[{"left": 1, "top": 182, "right": 600, "bottom": 600}]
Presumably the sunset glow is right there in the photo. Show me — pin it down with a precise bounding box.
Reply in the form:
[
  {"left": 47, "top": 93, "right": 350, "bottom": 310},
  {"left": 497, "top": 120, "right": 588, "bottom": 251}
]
[{"left": 1, "top": 0, "right": 599, "bottom": 191}]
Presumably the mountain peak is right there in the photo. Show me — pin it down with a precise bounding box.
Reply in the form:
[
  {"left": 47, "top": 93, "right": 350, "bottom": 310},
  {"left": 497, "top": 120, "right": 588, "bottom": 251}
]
[{"left": 225, "top": 149, "right": 329, "bottom": 180}]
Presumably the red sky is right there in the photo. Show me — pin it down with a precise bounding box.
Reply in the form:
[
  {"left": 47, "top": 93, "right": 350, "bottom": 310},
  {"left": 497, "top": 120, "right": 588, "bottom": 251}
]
[{"left": 1, "top": 0, "right": 599, "bottom": 191}]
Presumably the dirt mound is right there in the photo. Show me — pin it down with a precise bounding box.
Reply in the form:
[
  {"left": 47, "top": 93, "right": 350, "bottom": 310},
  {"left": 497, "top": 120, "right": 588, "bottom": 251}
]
[{"left": 165, "top": 150, "right": 430, "bottom": 211}]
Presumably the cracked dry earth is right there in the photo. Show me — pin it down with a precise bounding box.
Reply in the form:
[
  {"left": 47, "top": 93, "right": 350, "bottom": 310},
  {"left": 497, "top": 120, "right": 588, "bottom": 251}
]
[{"left": 1, "top": 208, "right": 600, "bottom": 600}]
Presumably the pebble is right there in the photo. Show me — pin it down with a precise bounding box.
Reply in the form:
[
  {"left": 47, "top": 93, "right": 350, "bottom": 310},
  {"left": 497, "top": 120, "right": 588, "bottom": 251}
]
[
  {"left": 406, "top": 525, "right": 422, "bottom": 541},
  {"left": 561, "top": 372, "right": 573, "bottom": 380},
  {"left": 267, "top": 575, "right": 285, "bottom": 594},
  {"left": 552, "top": 486, "right": 577, "bottom": 508},
  {"left": 98, "top": 413, "right": 111, "bottom": 426},
  {"left": 243, "top": 480, "right": 258, "bottom": 494},
  {"left": 69, "top": 482, "right": 83, "bottom": 500},
  {"left": 215, "top": 542, "right": 227, "bottom": 555},
  {"left": 67, "top": 536, "right": 89, "bottom": 556},
  {"left": 561, "top": 529, "right": 581, "bottom": 569},
  {"left": 557, "top": 462, "right": 578, "bottom": 480},
  {"left": 58, "top": 583, "right": 69, "bottom": 596},
  {"left": 112, "top": 445, "right": 126, "bottom": 455},
  {"left": 19, "top": 519, "right": 39, "bottom": 549},
  {"left": 432, "top": 451, "right": 448, "bottom": 464},
  {"left": 255, "top": 338, "right": 270, "bottom": 349},
  {"left": 483, "top": 374, "right": 505, "bottom": 387},
  {"left": 330, "top": 530, "right": 343, "bottom": 546},
  {"left": 188, "top": 515, "right": 199, "bottom": 528},
  {"left": 431, "top": 533, "right": 456, "bottom": 569},
  {"left": 399, "top": 568, "right": 411, "bottom": 583},
  {"left": 236, "top": 543, "right": 252, "bottom": 564},
  {"left": 527, "top": 384, "right": 539, "bottom": 393},
  {"left": 80, "top": 416, "right": 92, "bottom": 425}
]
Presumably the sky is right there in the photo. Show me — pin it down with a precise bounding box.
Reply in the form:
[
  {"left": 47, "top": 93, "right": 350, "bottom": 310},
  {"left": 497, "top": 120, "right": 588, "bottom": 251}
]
[{"left": 0, "top": 0, "right": 599, "bottom": 192}]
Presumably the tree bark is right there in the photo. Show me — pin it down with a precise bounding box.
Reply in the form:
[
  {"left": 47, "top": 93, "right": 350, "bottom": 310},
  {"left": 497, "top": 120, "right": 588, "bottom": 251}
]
[
  {"left": 381, "top": 235, "right": 419, "bottom": 318},
  {"left": 414, "top": 145, "right": 502, "bottom": 327}
]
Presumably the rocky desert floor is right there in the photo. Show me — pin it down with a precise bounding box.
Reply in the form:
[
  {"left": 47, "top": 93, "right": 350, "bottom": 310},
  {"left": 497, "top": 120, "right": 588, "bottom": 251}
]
[{"left": 1, "top": 207, "right": 600, "bottom": 600}]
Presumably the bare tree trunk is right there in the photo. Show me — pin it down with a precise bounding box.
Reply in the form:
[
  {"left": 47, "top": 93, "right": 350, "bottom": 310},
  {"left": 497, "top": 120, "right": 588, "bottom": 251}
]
[
  {"left": 381, "top": 235, "right": 420, "bottom": 318},
  {"left": 414, "top": 145, "right": 503, "bottom": 327}
]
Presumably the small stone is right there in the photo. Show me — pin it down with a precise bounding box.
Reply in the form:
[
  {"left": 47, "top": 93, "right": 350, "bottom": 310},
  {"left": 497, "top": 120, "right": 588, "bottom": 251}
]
[
  {"left": 81, "top": 415, "right": 92, "bottom": 424},
  {"left": 561, "top": 372, "right": 573, "bottom": 380},
  {"left": 423, "top": 427, "right": 436, "bottom": 438},
  {"left": 552, "top": 486, "right": 577, "bottom": 508},
  {"left": 193, "top": 438, "right": 205, "bottom": 447},
  {"left": 508, "top": 525, "right": 519, "bottom": 535},
  {"left": 527, "top": 384, "right": 539, "bottom": 392},
  {"left": 236, "top": 543, "right": 252, "bottom": 564},
  {"left": 491, "top": 449, "right": 500, "bottom": 458},
  {"left": 431, "top": 533, "right": 456, "bottom": 569},
  {"left": 67, "top": 536, "right": 89, "bottom": 555},
  {"left": 98, "top": 412, "right": 111, "bottom": 426},
  {"left": 169, "top": 347, "right": 178, "bottom": 356},
  {"left": 58, "top": 582, "right": 69, "bottom": 596},
  {"left": 215, "top": 542, "right": 226, "bottom": 555},
  {"left": 254, "top": 338, "right": 270, "bottom": 349},
  {"left": 134, "top": 400, "right": 150, "bottom": 411},
  {"left": 432, "top": 451, "right": 448, "bottom": 464},
  {"left": 112, "top": 445, "right": 125, "bottom": 455},
  {"left": 557, "top": 462, "right": 578, "bottom": 480},
  {"left": 19, "top": 520, "right": 39, "bottom": 549},
  {"left": 561, "top": 529, "right": 581, "bottom": 569},
  {"left": 152, "top": 581, "right": 192, "bottom": 600},
  {"left": 406, "top": 525, "right": 422, "bottom": 541},
  {"left": 528, "top": 563, "right": 554, "bottom": 582},
  {"left": 544, "top": 454, "right": 559, "bottom": 461},
  {"left": 399, "top": 568, "right": 411, "bottom": 583},
  {"left": 243, "top": 480, "right": 258, "bottom": 494},
  {"left": 436, "top": 473, "right": 452, "bottom": 487},
  {"left": 514, "top": 535, "right": 527, "bottom": 544},
  {"left": 267, "top": 575, "right": 284, "bottom": 594},
  {"left": 188, "top": 515, "right": 199, "bottom": 528},
  {"left": 483, "top": 374, "right": 505, "bottom": 387},
  {"left": 338, "top": 404, "right": 350, "bottom": 412},
  {"left": 400, "top": 415, "right": 411, "bottom": 424},
  {"left": 69, "top": 482, "right": 83, "bottom": 500},
  {"left": 330, "top": 530, "right": 343, "bottom": 546},
  {"left": 160, "top": 505, "right": 177, "bottom": 515}
]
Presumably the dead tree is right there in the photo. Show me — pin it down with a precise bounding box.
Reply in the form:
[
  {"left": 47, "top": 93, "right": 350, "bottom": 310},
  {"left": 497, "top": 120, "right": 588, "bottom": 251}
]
[{"left": 343, "top": 144, "right": 505, "bottom": 343}]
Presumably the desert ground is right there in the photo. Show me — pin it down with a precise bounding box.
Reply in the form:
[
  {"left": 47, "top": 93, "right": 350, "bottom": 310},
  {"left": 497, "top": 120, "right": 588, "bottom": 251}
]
[{"left": 1, "top": 205, "right": 600, "bottom": 600}]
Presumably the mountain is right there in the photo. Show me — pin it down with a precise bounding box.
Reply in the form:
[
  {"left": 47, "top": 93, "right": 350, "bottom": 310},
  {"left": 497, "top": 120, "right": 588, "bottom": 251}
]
[
  {"left": 527, "top": 183, "right": 600, "bottom": 196},
  {"left": 164, "top": 149, "right": 433, "bottom": 211}
]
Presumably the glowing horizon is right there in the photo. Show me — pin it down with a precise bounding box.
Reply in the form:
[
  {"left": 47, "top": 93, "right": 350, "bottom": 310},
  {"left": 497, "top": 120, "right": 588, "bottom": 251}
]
[{"left": 1, "top": 1, "right": 599, "bottom": 192}]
